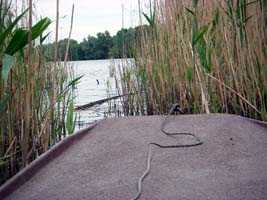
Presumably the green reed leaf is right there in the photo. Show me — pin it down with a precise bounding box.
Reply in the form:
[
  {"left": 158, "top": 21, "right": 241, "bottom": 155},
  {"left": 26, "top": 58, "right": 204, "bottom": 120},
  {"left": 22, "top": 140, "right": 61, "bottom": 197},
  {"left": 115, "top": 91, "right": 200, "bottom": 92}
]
[
  {"left": 193, "top": 25, "right": 208, "bottom": 47},
  {"left": 5, "top": 17, "right": 51, "bottom": 55},
  {"left": 2, "top": 54, "right": 14, "bottom": 82},
  {"left": 0, "top": 9, "right": 28, "bottom": 49},
  {"left": 66, "top": 99, "right": 75, "bottom": 135}
]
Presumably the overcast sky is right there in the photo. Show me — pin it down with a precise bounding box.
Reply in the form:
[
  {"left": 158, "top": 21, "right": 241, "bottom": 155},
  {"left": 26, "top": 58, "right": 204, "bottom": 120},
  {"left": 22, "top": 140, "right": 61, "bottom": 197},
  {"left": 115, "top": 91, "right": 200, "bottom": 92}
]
[{"left": 34, "top": 0, "right": 146, "bottom": 42}]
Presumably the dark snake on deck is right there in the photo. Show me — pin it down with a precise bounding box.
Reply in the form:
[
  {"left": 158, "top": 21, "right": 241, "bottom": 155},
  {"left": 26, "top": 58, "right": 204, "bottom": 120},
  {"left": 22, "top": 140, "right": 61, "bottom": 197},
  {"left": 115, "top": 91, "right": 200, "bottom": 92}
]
[{"left": 131, "top": 104, "right": 204, "bottom": 200}]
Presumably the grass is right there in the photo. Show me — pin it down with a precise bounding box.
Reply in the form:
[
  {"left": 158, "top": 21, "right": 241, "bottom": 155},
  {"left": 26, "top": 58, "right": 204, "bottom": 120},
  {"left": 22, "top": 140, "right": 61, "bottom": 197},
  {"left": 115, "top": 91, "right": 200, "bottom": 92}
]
[
  {"left": 0, "top": 0, "right": 77, "bottom": 185},
  {"left": 117, "top": 0, "right": 267, "bottom": 121}
]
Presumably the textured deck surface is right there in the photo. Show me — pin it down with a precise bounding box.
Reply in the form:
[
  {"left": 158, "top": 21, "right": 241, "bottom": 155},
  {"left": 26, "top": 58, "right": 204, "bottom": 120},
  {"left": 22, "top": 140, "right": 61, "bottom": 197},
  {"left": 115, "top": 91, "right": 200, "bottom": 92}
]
[{"left": 2, "top": 114, "right": 267, "bottom": 200}]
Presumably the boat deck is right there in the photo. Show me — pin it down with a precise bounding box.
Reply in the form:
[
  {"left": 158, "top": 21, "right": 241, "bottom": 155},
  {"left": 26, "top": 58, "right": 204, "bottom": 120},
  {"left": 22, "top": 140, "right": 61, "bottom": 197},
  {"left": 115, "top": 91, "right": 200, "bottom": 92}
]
[{"left": 1, "top": 114, "right": 267, "bottom": 200}]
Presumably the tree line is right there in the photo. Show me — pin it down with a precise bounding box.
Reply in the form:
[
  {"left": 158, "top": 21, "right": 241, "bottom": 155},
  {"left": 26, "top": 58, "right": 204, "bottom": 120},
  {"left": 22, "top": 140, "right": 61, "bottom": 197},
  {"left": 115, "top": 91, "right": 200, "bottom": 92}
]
[{"left": 43, "top": 27, "right": 141, "bottom": 61}]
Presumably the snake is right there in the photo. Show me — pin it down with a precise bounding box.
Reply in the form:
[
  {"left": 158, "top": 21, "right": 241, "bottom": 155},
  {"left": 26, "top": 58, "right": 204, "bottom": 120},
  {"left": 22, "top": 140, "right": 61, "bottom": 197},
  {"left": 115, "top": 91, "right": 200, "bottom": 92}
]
[{"left": 131, "top": 104, "right": 203, "bottom": 200}]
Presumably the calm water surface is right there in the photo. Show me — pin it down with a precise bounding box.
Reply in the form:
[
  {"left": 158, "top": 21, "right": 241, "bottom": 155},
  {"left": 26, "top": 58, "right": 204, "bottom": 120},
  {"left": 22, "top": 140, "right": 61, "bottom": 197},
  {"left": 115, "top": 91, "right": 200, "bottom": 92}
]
[{"left": 70, "top": 59, "right": 128, "bottom": 129}]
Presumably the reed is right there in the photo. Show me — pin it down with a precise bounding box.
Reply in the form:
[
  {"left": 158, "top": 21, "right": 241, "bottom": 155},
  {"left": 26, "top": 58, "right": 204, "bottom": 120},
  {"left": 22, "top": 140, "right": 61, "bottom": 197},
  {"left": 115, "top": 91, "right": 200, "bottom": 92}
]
[
  {"left": 0, "top": 0, "right": 77, "bottom": 185},
  {"left": 118, "top": 0, "right": 267, "bottom": 121}
]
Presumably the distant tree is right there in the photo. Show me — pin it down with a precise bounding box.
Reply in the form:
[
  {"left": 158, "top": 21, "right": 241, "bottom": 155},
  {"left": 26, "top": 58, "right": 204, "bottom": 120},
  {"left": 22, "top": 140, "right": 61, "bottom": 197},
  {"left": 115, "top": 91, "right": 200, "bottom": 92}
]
[
  {"left": 95, "top": 31, "right": 113, "bottom": 59},
  {"left": 67, "top": 39, "right": 79, "bottom": 60},
  {"left": 42, "top": 39, "right": 79, "bottom": 61},
  {"left": 110, "top": 28, "right": 136, "bottom": 58},
  {"left": 79, "top": 36, "right": 97, "bottom": 60},
  {"left": 42, "top": 28, "right": 138, "bottom": 61}
]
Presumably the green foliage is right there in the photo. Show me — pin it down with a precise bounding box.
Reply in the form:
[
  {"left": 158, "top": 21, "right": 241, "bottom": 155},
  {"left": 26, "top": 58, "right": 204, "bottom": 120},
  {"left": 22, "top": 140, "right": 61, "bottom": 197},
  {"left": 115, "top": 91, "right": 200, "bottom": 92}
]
[
  {"left": 5, "top": 17, "right": 51, "bottom": 55},
  {"left": 143, "top": 0, "right": 156, "bottom": 27},
  {"left": 40, "top": 32, "right": 51, "bottom": 45},
  {"left": 118, "top": 0, "right": 267, "bottom": 120},
  {"left": 110, "top": 28, "right": 136, "bottom": 58},
  {"left": 192, "top": 25, "right": 208, "bottom": 47},
  {"left": 0, "top": 2, "right": 75, "bottom": 186},
  {"left": 187, "top": 6, "right": 212, "bottom": 73},
  {"left": 1, "top": 54, "right": 14, "bottom": 82},
  {"left": 66, "top": 75, "right": 83, "bottom": 89},
  {"left": 186, "top": 67, "right": 193, "bottom": 82},
  {"left": 143, "top": 11, "right": 155, "bottom": 27},
  {"left": 192, "top": 0, "right": 199, "bottom": 7},
  {"left": 0, "top": 92, "right": 10, "bottom": 114},
  {"left": 43, "top": 27, "right": 137, "bottom": 61},
  {"left": 66, "top": 99, "right": 75, "bottom": 135},
  {"left": 224, "top": 0, "right": 257, "bottom": 46},
  {"left": 0, "top": 9, "right": 28, "bottom": 48},
  {"left": 4, "top": 29, "right": 28, "bottom": 55}
]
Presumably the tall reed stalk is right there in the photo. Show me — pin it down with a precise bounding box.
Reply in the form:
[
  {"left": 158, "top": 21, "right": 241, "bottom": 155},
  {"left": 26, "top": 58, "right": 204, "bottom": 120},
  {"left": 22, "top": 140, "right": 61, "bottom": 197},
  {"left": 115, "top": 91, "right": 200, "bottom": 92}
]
[{"left": 118, "top": 0, "right": 267, "bottom": 120}]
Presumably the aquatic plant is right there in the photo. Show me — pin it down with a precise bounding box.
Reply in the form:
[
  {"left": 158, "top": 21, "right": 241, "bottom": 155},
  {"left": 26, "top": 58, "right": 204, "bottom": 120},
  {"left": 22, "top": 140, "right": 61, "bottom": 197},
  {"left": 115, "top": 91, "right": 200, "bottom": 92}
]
[
  {"left": 0, "top": 0, "right": 77, "bottom": 185},
  {"left": 118, "top": 0, "right": 267, "bottom": 121}
]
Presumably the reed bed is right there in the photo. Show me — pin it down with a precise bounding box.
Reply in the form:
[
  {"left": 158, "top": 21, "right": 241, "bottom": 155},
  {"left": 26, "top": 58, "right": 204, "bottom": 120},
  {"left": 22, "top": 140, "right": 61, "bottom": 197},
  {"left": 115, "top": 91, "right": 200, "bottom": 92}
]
[
  {"left": 0, "top": 0, "right": 77, "bottom": 185},
  {"left": 118, "top": 0, "right": 267, "bottom": 121}
]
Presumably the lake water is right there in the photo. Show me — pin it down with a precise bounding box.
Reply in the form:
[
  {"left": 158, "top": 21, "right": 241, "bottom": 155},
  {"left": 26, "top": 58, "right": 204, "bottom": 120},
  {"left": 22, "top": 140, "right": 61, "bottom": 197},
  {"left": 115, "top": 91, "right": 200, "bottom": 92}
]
[{"left": 70, "top": 59, "right": 129, "bottom": 129}]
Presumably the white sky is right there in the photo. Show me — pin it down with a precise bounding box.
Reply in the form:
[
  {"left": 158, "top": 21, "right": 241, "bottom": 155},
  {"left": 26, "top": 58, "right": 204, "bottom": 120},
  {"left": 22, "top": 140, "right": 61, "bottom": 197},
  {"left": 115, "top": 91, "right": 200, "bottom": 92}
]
[{"left": 33, "top": 0, "right": 147, "bottom": 42}]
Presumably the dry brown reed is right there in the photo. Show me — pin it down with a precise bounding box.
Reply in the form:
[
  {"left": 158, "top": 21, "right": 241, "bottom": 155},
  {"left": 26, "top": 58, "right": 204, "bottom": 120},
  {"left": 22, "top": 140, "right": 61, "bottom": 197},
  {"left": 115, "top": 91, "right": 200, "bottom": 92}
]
[
  {"left": 0, "top": 0, "right": 77, "bottom": 185},
  {"left": 118, "top": 0, "right": 267, "bottom": 121}
]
